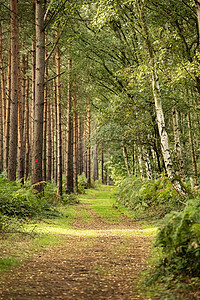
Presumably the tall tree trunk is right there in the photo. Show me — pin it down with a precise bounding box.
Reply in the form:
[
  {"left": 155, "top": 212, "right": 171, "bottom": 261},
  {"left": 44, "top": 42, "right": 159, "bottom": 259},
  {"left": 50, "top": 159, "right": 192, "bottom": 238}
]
[
  {"left": 5, "top": 32, "right": 11, "bottom": 172},
  {"left": 86, "top": 100, "right": 91, "bottom": 186},
  {"left": 47, "top": 84, "right": 52, "bottom": 181},
  {"left": 31, "top": 38, "right": 36, "bottom": 178},
  {"left": 122, "top": 145, "right": 131, "bottom": 175},
  {"left": 195, "top": 0, "right": 200, "bottom": 44},
  {"left": 101, "top": 148, "right": 104, "bottom": 184},
  {"left": 53, "top": 78, "right": 58, "bottom": 183},
  {"left": 138, "top": 146, "right": 145, "bottom": 181},
  {"left": 187, "top": 112, "right": 198, "bottom": 185},
  {"left": 77, "top": 112, "right": 83, "bottom": 175},
  {"left": 25, "top": 76, "right": 30, "bottom": 181},
  {"left": 31, "top": 0, "right": 45, "bottom": 193},
  {"left": 142, "top": 146, "right": 152, "bottom": 180},
  {"left": 172, "top": 106, "right": 185, "bottom": 179},
  {"left": 65, "top": 57, "right": 73, "bottom": 193},
  {"left": 8, "top": 0, "right": 19, "bottom": 181},
  {"left": 0, "top": 23, "right": 5, "bottom": 172},
  {"left": 137, "top": 0, "right": 186, "bottom": 195},
  {"left": 93, "top": 144, "right": 99, "bottom": 181},
  {"left": 42, "top": 63, "right": 47, "bottom": 182},
  {"left": 73, "top": 93, "right": 78, "bottom": 191},
  {"left": 51, "top": 98, "right": 55, "bottom": 180},
  {"left": 56, "top": 43, "right": 62, "bottom": 196},
  {"left": 18, "top": 53, "right": 26, "bottom": 182}
]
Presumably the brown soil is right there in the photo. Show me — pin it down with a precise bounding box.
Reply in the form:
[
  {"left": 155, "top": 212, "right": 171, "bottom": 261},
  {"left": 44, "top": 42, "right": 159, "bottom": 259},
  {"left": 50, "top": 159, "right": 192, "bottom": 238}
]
[{"left": 0, "top": 204, "right": 151, "bottom": 300}]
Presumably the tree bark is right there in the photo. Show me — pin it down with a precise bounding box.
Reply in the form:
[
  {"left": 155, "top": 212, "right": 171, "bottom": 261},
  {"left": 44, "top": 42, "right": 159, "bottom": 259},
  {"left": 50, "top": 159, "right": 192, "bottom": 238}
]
[
  {"left": 137, "top": 0, "right": 186, "bottom": 195},
  {"left": 31, "top": 38, "right": 36, "bottom": 178},
  {"left": 142, "top": 146, "right": 152, "bottom": 180},
  {"left": 42, "top": 62, "right": 47, "bottom": 182},
  {"left": 47, "top": 82, "right": 52, "bottom": 181},
  {"left": 93, "top": 144, "right": 99, "bottom": 181},
  {"left": 25, "top": 75, "right": 30, "bottom": 181},
  {"left": 172, "top": 106, "right": 185, "bottom": 179},
  {"left": 65, "top": 57, "right": 73, "bottom": 193},
  {"left": 5, "top": 32, "right": 11, "bottom": 172},
  {"left": 8, "top": 0, "right": 19, "bottom": 181},
  {"left": 56, "top": 43, "right": 62, "bottom": 196},
  {"left": 73, "top": 91, "right": 78, "bottom": 191},
  {"left": 31, "top": 0, "right": 45, "bottom": 193},
  {"left": 122, "top": 145, "right": 131, "bottom": 176},
  {"left": 0, "top": 23, "right": 5, "bottom": 172},
  {"left": 101, "top": 148, "right": 104, "bottom": 184},
  {"left": 53, "top": 77, "right": 58, "bottom": 184},
  {"left": 187, "top": 112, "right": 198, "bottom": 185},
  {"left": 86, "top": 100, "right": 91, "bottom": 186},
  {"left": 18, "top": 53, "right": 26, "bottom": 182},
  {"left": 138, "top": 146, "right": 145, "bottom": 181}
]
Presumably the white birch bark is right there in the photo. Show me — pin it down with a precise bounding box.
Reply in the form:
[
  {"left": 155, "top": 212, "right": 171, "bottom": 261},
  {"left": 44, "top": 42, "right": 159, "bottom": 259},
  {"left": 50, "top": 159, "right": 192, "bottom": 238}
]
[
  {"left": 137, "top": 0, "right": 186, "bottom": 195},
  {"left": 142, "top": 146, "right": 152, "bottom": 180},
  {"left": 172, "top": 107, "right": 185, "bottom": 179},
  {"left": 138, "top": 146, "right": 145, "bottom": 181}
]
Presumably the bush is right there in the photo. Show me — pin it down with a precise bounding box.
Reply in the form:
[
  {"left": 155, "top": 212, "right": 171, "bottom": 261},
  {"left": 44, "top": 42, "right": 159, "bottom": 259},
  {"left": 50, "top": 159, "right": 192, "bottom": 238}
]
[
  {"left": 78, "top": 173, "right": 88, "bottom": 193},
  {"left": 0, "top": 178, "right": 60, "bottom": 220},
  {"left": 153, "top": 198, "right": 200, "bottom": 278},
  {"left": 117, "top": 175, "right": 184, "bottom": 219}
]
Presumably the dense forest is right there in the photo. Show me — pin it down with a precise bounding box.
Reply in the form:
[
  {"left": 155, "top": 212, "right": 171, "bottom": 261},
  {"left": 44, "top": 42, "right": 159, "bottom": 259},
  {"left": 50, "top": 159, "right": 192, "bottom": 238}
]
[{"left": 0, "top": 0, "right": 200, "bottom": 298}]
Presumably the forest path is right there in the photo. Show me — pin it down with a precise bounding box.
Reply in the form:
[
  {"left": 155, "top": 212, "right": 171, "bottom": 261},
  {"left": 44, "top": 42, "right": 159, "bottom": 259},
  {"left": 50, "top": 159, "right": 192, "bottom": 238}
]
[{"left": 0, "top": 186, "right": 153, "bottom": 300}]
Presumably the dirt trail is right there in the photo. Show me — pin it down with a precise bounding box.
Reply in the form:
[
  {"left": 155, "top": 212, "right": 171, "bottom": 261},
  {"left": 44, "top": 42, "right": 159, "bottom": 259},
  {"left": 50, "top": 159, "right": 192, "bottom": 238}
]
[{"left": 0, "top": 197, "right": 151, "bottom": 299}]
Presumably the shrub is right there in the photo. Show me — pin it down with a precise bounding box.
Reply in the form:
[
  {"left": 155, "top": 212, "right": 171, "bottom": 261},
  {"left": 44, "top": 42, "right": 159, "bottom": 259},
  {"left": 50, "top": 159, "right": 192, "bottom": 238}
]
[
  {"left": 78, "top": 173, "right": 88, "bottom": 193},
  {"left": 0, "top": 178, "right": 60, "bottom": 220},
  {"left": 153, "top": 198, "right": 200, "bottom": 277},
  {"left": 117, "top": 175, "right": 183, "bottom": 219}
]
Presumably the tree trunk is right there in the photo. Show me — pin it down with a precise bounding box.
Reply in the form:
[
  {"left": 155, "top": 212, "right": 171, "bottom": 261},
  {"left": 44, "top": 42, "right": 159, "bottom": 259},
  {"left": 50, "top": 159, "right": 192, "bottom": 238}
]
[
  {"left": 73, "top": 92, "right": 78, "bottom": 191},
  {"left": 53, "top": 77, "right": 58, "bottom": 184},
  {"left": 0, "top": 23, "right": 5, "bottom": 172},
  {"left": 31, "top": 38, "right": 36, "bottom": 179},
  {"left": 137, "top": 0, "right": 186, "bottom": 195},
  {"left": 42, "top": 63, "right": 47, "bottom": 182},
  {"left": 101, "top": 148, "right": 104, "bottom": 184},
  {"left": 25, "top": 76, "right": 30, "bottom": 181},
  {"left": 77, "top": 112, "right": 83, "bottom": 175},
  {"left": 8, "top": 0, "right": 19, "bottom": 181},
  {"left": 5, "top": 32, "right": 11, "bottom": 172},
  {"left": 187, "top": 112, "right": 198, "bottom": 185},
  {"left": 93, "top": 144, "right": 99, "bottom": 181},
  {"left": 138, "top": 146, "right": 145, "bottom": 181},
  {"left": 122, "top": 145, "right": 131, "bottom": 175},
  {"left": 195, "top": 0, "right": 200, "bottom": 44},
  {"left": 142, "top": 146, "right": 152, "bottom": 180},
  {"left": 47, "top": 83, "right": 52, "bottom": 181},
  {"left": 56, "top": 43, "right": 62, "bottom": 196},
  {"left": 86, "top": 100, "right": 91, "bottom": 186},
  {"left": 18, "top": 53, "right": 26, "bottom": 182},
  {"left": 65, "top": 57, "right": 74, "bottom": 193},
  {"left": 172, "top": 106, "right": 185, "bottom": 179},
  {"left": 31, "top": 0, "right": 45, "bottom": 193}
]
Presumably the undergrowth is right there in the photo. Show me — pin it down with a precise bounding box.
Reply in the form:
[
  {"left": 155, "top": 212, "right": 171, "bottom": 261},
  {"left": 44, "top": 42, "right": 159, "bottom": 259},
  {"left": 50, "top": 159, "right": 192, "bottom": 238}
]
[
  {"left": 117, "top": 175, "right": 188, "bottom": 219},
  {"left": 118, "top": 175, "right": 200, "bottom": 298}
]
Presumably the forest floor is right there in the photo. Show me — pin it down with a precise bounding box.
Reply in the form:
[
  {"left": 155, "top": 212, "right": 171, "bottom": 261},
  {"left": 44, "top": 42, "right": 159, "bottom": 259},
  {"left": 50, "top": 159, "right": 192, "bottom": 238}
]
[{"left": 0, "top": 186, "right": 155, "bottom": 299}]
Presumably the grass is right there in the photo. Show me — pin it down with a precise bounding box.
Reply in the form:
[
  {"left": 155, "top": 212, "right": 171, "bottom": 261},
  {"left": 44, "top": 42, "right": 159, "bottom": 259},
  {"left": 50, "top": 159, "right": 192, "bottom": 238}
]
[
  {"left": 0, "top": 184, "right": 157, "bottom": 272},
  {"left": 79, "top": 185, "right": 131, "bottom": 223},
  {"left": 0, "top": 257, "right": 21, "bottom": 271}
]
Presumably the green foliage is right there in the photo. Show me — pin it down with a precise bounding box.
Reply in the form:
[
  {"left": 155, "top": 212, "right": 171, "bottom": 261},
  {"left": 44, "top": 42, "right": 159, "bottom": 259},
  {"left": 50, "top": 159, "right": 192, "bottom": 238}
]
[
  {"left": 0, "top": 257, "right": 21, "bottom": 271},
  {"left": 117, "top": 176, "right": 184, "bottom": 219},
  {"left": 106, "top": 156, "right": 128, "bottom": 186},
  {"left": 78, "top": 172, "right": 88, "bottom": 193},
  {"left": 152, "top": 198, "right": 200, "bottom": 279},
  {"left": 0, "top": 178, "right": 60, "bottom": 227}
]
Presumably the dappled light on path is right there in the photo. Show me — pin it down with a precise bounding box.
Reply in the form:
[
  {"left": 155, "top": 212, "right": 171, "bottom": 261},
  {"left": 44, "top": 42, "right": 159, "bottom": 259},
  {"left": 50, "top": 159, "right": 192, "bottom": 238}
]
[{"left": 0, "top": 187, "right": 153, "bottom": 299}]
